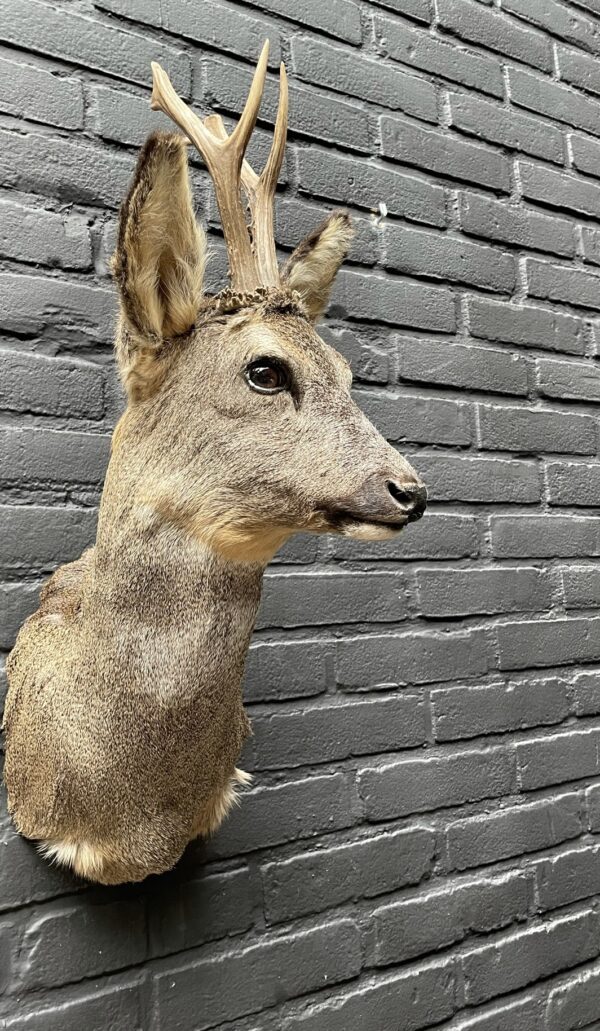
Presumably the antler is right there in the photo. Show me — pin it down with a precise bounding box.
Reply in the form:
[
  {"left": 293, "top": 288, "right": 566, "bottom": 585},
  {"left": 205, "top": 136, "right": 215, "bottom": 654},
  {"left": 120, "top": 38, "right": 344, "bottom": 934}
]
[{"left": 150, "top": 40, "right": 288, "bottom": 293}]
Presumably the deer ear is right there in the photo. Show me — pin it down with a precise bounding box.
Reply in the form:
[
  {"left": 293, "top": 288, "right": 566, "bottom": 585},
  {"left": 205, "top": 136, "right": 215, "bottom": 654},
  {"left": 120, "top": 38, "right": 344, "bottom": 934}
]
[
  {"left": 112, "top": 131, "right": 206, "bottom": 399},
  {"left": 282, "top": 211, "right": 353, "bottom": 322}
]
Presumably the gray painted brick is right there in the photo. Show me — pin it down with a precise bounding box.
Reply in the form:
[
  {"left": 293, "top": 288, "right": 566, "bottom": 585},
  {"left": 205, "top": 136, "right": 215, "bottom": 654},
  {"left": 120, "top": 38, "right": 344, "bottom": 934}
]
[
  {"left": 0, "top": 128, "right": 134, "bottom": 210},
  {"left": 320, "top": 326, "right": 387, "bottom": 379},
  {"left": 291, "top": 36, "right": 437, "bottom": 121},
  {"left": 372, "top": 871, "right": 530, "bottom": 964},
  {"left": 0, "top": 823, "right": 79, "bottom": 913},
  {"left": 148, "top": 866, "right": 254, "bottom": 956},
  {"left": 563, "top": 566, "right": 600, "bottom": 608},
  {"left": 526, "top": 257, "right": 600, "bottom": 310},
  {"left": 251, "top": 694, "right": 427, "bottom": 769},
  {"left": 296, "top": 147, "right": 446, "bottom": 226},
  {"left": 558, "top": 45, "right": 600, "bottom": 97},
  {"left": 416, "top": 454, "right": 540, "bottom": 503},
  {"left": 503, "top": 0, "right": 600, "bottom": 56},
  {"left": 581, "top": 225, "right": 600, "bottom": 265},
  {"left": 432, "top": 678, "right": 570, "bottom": 741},
  {"left": 538, "top": 357, "right": 600, "bottom": 402},
  {"left": 417, "top": 567, "right": 552, "bottom": 618},
  {"left": 547, "top": 461, "right": 600, "bottom": 506},
  {"left": 437, "top": 0, "right": 553, "bottom": 71},
  {"left": 448, "top": 91, "right": 564, "bottom": 163},
  {"left": 446, "top": 794, "right": 582, "bottom": 871},
  {"left": 0, "top": 427, "right": 110, "bottom": 487},
  {"left": 517, "top": 726, "right": 600, "bottom": 789},
  {"left": 0, "top": 199, "right": 92, "bottom": 270},
  {"left": 357, "top": 746, "right": 515, "bottom": 819},
  {"left": 0, "top": 272, "right": 115, "bottom": 345},
  {"left": 375, "top": 14, "right": 504, "bottom": 97},
  {"left": 380, "top": 116, "right": 511, "bottom": 191},
  {"left": 261, "top": 826, "right": 434, "bottom": 923},
  {"left": 0, "top": 351, "right": 104, "bottom": 419},
  {"left": 154, "top": 920, "right": 361, "bottom": 1030},
  {"left": 258, "top": 569, "right": 409, "bottom": 628},
  {"left": 88, "top": 84, "right": 179, "bottom": 148},
  {"left": 546, "top": 964, "right": 600, "bottom": 1031},
  {"left": 492, "top": 515, "right": 600, "bottom": 558},
  {"left": 96, "top": 0, "right": 282, "bottom": 67},
  {"left": 243, "top": 639, "right": 330, "bottom": 703},
  {"left": 330, "top": 513, "right": 479, "bottom": 561},
  {"left": 208, "top": 773, "right": 358, "bottom": 858},
  {"left": 467, "top": 295, "right": 586, "bottom": 354},
  {"left": 397, "top": 337, "right": 529, "bottom": 396},
  {"left": 535, "top": 844, "right": 600, "bottom": 911},
  {"left": 1, "top": 0, "right": 190, "bottom": 92},
  {"left": 242, "top": 0, "right": 362, "bottom": 43},
  {"left": 384, "top": 224, "right": 516, "bottom": 292},
  {"left": 496, "top": 615, "right": 600, "bottom": 669},
  {"left": 587, "top": 783, "right": 600, "bottom": 830},
  {"left": 443, "top": 996, "right": 544, "bottom": 1031},
  {"left": 0, "top": 55, "right": 84, "bottom": 130},
  {"left": 478, "top": 403, "right": 597, "bottom": 455},
  {"left": 1, "top": 581, "right": 42, "bottom": 650},
  {"left": 569, "top": 0, "right": 600, "bottom": 15},
  {"left": 569, "top": 132, "right": 600, "bottom": 179},
  {"left": 458, "top": 193, "right": 575, "bottom": 257},
  {"left": 332, "top": 269, "right": 456, "bottom": 330},
  {"left": 519, "top": 159, "right": 600, "bottom": 218},
  {"left": 0, "top": 981, "right": 144, "bottom": 1031},
  {"left": 571, "top": 670, "right": 600, "bottom": 715},
  {"left": 0, "top": 506, "right": 97, "bottom": 572},
  {"left": 509, "top": 66, "right": 600, "bottom": 136},
  {"left": 280, "top": 959, "right": 456, "bottom": 1031},
  {"left": 200, "top": 55, "right": 372, "bottom": 152},
  {"left": 16, "top": 898, "right": 147, "bottom": 989},
  {"left": 461, "top": 910, "right": 600, "bottom": 1006},
  {"left": 337, "top": 627, "right": 491, "bottom": 689},
  {"left": 358, "top": 390, "right": 472, "bottom": 446},
  {"left": 371, "top": 0, "right": 430, "bottom": 20}
]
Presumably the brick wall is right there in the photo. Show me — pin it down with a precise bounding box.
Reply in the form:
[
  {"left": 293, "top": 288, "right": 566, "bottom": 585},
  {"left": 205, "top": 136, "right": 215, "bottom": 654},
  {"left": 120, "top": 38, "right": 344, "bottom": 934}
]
[{"left": 3, "top": 0, "right": 600, "bottom": 1027}]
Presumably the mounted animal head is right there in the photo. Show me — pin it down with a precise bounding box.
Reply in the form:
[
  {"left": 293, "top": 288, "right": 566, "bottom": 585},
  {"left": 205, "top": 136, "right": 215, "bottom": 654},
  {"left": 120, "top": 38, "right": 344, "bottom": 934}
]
[{"left": 111, "top": 41, "right": 426, "bottom": 563}]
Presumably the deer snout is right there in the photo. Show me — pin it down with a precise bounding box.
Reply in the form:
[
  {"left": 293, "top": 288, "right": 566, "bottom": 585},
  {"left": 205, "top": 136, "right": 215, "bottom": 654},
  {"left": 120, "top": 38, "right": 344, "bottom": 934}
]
[{"left": 336, "top": 472, "right": 427, "bottom": 526}]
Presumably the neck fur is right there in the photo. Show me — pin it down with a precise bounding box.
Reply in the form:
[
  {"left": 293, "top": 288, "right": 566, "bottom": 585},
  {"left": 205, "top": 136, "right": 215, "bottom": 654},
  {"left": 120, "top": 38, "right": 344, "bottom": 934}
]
[{"left": 86, "top": 478, "right": 266, "bottom": 701}]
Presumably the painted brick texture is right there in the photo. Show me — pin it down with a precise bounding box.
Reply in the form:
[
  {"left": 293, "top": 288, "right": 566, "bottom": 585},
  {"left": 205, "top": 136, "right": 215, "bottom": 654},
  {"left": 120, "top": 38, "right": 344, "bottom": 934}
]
[{"left": 3, "top": 1, "right": 600, "bottom": 1029}]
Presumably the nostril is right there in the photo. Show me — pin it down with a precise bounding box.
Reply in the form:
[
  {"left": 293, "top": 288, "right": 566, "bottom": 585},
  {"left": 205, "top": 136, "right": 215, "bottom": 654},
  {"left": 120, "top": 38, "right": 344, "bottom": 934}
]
[
  {"left": 387, "top": 481, "right": 428, "bottom": 522},
  {"left": 387, "top": 480, "right": 416, "bottom": 507}
]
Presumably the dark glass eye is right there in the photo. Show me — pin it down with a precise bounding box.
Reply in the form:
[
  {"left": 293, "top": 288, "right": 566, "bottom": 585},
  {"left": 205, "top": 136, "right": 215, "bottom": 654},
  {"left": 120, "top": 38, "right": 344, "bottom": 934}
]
[{"left": 245, "top": 359, "right": 289, "bottom": 395}]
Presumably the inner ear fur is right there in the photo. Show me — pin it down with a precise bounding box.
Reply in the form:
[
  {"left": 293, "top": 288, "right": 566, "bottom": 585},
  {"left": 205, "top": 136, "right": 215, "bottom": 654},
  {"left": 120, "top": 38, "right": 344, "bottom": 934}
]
[
  {"left": 282, "top": 210, "right": 353, "bottom": 322},
  {"left": 112, "top": 131, "right": 206, "bottom": 397}
]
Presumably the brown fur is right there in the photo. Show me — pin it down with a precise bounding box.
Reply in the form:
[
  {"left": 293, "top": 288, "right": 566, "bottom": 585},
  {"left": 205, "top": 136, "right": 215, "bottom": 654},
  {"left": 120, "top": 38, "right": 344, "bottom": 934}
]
[
  {"left": 4, "top": 122, "right": 424, "bottom": 884},
  {"left": 282, "top": 210, "right": 354, "bottom": 321}
]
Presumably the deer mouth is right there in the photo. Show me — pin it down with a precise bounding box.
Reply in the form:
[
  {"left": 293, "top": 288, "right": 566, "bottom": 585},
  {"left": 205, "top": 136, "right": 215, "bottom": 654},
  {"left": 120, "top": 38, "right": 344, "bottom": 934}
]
[{"left": 324, "top": 510, "right": 409, "bottom": 540}]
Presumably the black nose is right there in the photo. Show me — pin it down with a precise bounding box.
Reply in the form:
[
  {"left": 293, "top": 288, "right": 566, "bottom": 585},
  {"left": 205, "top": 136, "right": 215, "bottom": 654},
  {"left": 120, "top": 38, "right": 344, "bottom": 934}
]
[
  {"left": 387, "top": 480, "right": 427, "bottom": 522},
  {"left": 328, "top": 473, "right": 427, "bottom": 527}
]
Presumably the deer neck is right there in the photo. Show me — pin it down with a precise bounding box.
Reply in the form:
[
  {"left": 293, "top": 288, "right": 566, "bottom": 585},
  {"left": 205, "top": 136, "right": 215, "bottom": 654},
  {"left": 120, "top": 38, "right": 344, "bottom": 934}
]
[{"left": 87, "top": 466, "right": 266, "bottom": 698}]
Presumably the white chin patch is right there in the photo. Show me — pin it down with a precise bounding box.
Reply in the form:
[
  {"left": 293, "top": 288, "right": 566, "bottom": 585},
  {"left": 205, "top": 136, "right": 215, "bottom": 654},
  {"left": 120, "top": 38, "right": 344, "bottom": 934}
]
[{"left": 340, "top": 520, "right": 403, "bottom": 541}]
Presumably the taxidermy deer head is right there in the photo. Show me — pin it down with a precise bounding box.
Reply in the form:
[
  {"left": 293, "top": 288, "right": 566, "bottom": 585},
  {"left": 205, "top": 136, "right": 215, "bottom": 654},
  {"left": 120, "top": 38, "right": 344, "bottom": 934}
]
[{"left": 3, "top": 42, "right": 426, "bottom": 885}]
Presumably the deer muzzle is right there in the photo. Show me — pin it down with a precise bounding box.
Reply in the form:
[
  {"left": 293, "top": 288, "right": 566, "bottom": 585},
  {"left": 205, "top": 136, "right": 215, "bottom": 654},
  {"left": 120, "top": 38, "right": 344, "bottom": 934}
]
[{"left": 329, "top": 471, "right": 427, "bottom": 530}]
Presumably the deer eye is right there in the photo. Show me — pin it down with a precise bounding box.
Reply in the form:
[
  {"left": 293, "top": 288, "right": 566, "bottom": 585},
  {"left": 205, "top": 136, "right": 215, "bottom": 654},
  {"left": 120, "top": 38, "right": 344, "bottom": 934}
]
[{"left": 245, "top": 358, "right": 289, "bottom": 395}]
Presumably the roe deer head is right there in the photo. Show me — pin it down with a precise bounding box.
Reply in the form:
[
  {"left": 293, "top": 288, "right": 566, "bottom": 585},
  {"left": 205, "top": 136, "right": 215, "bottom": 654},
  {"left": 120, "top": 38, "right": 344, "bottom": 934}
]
[{"left": 3, "top": 41, "right": 426, "bottom": 884}]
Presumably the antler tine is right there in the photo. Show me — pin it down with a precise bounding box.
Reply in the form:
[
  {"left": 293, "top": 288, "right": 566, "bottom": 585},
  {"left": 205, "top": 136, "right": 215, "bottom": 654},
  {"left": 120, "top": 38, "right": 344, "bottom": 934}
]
[
  {"left": 150, "top": 55, "right": 267, "bottom": 293},
  {"left": 229, "top": 39, "right": 269, "bottom": 169},
  {"left": 204, "top": 62, "right": 288, "bottom": 287},
  {"left": 253, "top": 62, "right": 288, "bottom": 285},
  {"left": 150, "top": 61, "right": 219, "bottom": 163}
]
